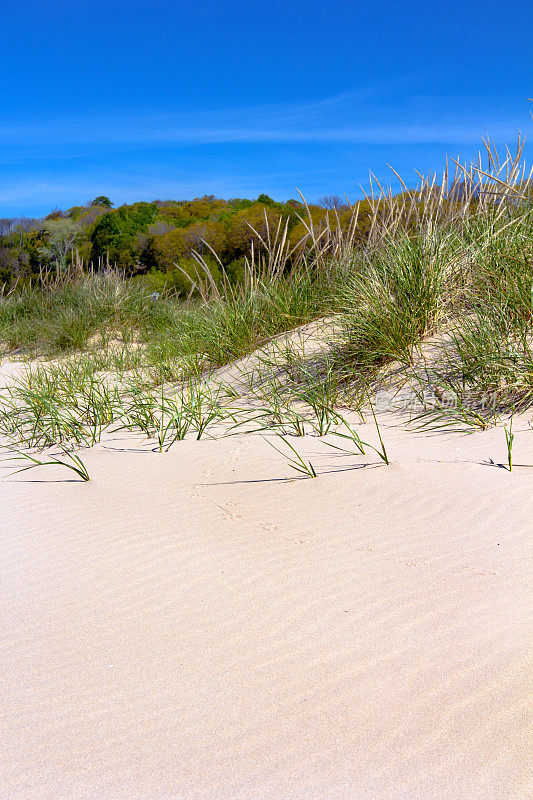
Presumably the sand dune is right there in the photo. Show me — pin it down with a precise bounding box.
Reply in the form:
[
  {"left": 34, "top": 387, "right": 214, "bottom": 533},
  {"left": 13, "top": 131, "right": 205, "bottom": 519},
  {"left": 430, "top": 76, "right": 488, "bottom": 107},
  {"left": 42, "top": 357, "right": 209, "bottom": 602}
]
[{"left": 0, "top": 394, "right": 531, "bottom": 798}]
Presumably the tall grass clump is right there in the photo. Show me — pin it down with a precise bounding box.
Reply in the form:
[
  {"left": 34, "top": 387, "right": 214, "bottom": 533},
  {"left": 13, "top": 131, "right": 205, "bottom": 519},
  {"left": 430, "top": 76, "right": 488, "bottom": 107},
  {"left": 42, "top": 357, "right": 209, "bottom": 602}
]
[
  {"left": 408, "top": 170, "right": 532, "bottom": 424},
  {"left": 142, "top": 268, "right": 333, "bottom": 370},
  {"left": 335, "top": 229, "right": 462, "bottom": 369},
  {"left": 0, "top": 270, "right": 180, "bottom": 355},
  {"left": 330, "top": 139, "right": 532, "bottom": 426}
]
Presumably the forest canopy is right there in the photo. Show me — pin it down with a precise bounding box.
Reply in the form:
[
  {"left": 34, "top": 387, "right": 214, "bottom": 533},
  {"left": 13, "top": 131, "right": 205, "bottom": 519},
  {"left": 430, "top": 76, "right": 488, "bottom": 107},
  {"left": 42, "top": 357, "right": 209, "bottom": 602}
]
[{"left": 0, "top": 194, "right": 362, "bottom": 294}]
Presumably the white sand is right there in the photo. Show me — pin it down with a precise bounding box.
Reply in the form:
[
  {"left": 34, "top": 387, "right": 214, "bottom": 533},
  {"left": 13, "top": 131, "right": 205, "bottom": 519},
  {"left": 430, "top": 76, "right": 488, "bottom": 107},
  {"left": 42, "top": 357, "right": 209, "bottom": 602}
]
[{"left": 0, "top": 398, "right": 531, "bottom": 798}]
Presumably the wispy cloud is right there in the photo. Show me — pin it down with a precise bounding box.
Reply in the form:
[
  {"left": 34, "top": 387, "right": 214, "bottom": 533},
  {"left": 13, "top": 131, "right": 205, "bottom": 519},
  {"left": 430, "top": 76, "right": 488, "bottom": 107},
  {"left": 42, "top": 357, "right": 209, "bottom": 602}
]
[
  {"left": 0, "top": 164, "right": 338, "bottom": 209},
  {"left": 1, "top": 88, "right": 529, "bottom": 215},
  {"left": 1, "top": 89, "right": 528, "bottom": 152}
]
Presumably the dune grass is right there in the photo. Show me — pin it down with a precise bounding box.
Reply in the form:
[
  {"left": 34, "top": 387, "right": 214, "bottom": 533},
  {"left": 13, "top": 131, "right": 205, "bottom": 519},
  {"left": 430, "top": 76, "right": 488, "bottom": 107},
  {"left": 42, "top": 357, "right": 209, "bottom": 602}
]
[
  {"left": 0, "top": 138, "right": 531, "bottom": 478},
  {"left": 262, "top": 434, "right": 318, "bottom": 478},
  {"left": 2, "top": 443, "right": 91, "bottom": 481},
  {"left": 503, "top": 414, "right": 515, "bottom": 471}
]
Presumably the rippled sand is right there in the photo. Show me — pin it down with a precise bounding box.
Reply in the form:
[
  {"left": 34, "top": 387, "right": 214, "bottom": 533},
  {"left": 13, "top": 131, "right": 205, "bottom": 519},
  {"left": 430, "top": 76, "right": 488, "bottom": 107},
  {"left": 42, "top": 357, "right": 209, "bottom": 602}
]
[{"left": 1, "top": 416, "right": 531, "bottom": 799}]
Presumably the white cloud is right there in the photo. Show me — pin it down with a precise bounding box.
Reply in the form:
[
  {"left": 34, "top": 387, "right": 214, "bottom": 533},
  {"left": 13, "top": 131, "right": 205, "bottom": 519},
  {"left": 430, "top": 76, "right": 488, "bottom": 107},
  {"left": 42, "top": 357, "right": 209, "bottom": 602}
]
[{"left": 1, "top": 89, "right": 528, "bottom": 150}]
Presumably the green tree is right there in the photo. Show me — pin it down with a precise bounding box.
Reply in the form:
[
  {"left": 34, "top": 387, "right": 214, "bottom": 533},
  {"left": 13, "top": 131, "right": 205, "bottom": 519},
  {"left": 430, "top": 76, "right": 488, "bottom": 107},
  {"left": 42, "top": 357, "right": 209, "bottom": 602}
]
[
  {"left": 256, "top": 193, "right": 275, "bottom": 205},
  {"left": 91, "top": 196, "right": 114, "bottom": 208},
  {"left": 39, "top": 218, "right": 84, "bottom": 271},
  {"left": 90, "top": 202, "right": 157, "bottom": 269}
]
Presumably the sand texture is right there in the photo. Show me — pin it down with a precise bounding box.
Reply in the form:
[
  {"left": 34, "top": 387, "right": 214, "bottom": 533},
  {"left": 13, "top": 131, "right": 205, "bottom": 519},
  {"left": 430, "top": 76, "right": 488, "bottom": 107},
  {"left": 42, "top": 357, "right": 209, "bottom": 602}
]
[{"left": 0, "top": 392, "right": 531, "bottom": 798}]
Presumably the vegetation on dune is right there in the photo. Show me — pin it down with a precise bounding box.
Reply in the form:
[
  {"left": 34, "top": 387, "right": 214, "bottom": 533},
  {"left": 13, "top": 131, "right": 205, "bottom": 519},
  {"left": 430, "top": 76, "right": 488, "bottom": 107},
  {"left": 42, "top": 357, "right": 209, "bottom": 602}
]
[
  {"left": 0, "top": 138, "right": 532, "bottom": 481},
  {"left": 0, "top": 192, "right": 355, "bottom": 291}
]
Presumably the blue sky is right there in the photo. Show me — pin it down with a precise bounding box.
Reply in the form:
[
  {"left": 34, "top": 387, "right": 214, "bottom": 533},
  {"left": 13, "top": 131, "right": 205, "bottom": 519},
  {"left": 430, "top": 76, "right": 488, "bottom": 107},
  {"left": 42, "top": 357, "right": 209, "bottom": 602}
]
[{"left": 1, "top": 0, "right": 532, "bottom": 216}]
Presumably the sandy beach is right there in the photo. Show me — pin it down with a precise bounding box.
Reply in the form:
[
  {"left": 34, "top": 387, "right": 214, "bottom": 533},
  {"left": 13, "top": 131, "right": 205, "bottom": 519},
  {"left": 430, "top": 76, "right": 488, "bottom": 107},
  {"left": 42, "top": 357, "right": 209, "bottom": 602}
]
[
  {"left": 1, "top": 1, "right": 531, "bottom": 795},
  {"left": 1, "top": 404, "right": 531, "bottom": 799}
]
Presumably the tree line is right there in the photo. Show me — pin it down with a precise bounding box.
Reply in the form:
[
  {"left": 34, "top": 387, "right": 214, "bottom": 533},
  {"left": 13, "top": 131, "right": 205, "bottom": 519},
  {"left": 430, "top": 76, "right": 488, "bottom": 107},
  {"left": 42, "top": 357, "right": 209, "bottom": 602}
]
[
  {"left": 2, "top": 179, "right": 507, "bottom": 295},
  {"left": 0, "top": 193, "right": 380, "bottom": 294}
]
